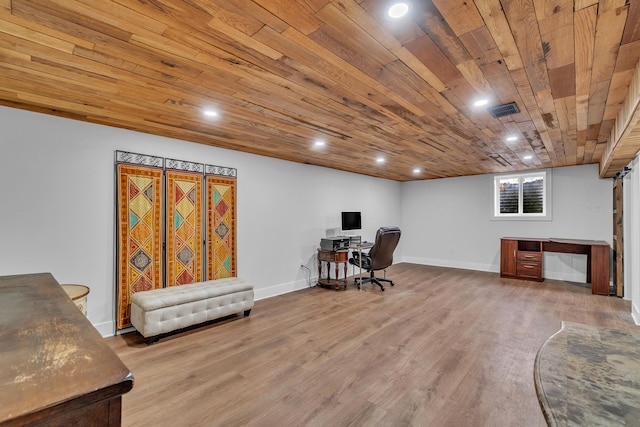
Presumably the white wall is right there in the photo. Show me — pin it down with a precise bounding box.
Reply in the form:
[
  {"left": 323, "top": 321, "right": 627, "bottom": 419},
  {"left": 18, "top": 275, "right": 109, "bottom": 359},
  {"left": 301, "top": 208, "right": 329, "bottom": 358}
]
[
  {"left": 400, "top": 165, "right": 613, "bottom": 283},
  {"left": 623, "top": 155, "right": 640, "bottom": 324},
  {"left": 1, "top": 106, "right": 628, "bottom": 334},
  {"left": 0, "top": 106, "right": 401, "bottom": 336}
]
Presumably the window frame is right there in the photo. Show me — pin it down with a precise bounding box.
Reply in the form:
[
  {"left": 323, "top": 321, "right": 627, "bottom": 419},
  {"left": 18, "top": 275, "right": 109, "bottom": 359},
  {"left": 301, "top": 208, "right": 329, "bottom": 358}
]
[{"left": 492, "top": 170, "right": 552, "bottom": 220}]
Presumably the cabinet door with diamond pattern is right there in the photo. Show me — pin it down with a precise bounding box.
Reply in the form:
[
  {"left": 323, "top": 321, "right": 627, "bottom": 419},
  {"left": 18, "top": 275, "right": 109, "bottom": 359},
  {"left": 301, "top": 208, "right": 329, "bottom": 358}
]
[
  {"left": 116, "top": 164, "right": 163, "bottom": 330},
  {"left": 206, "top": 175, "right": 236, "bottom": 279},
  {"left": 166, "top": 170, "right": 203, "bottom": 287}
]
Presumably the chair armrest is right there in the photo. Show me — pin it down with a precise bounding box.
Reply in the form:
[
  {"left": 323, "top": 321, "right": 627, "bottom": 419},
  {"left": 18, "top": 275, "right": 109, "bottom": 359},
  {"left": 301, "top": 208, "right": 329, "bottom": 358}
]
[{"left": 349, "top": 251, "right": 372, "bottom": 270}]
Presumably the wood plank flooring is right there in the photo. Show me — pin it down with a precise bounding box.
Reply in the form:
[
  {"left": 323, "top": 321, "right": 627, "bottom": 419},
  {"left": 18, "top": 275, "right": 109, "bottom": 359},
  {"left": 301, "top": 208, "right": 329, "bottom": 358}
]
[{"left": 107, "top": 263, "right": 635, "bottom": 426}]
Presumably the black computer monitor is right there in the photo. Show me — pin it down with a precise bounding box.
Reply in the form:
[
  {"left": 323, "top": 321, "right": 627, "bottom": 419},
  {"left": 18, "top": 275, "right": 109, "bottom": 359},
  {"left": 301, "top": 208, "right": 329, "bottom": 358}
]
[{"left": 341, "top": 211, "right": 361, "bottom": 231}]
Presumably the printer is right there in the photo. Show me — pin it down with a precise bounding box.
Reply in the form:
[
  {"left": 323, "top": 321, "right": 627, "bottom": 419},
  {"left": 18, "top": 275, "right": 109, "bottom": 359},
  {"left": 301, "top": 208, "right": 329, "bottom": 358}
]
[{"left": 320, "top": 236, "right": 350, "bottom": 251}]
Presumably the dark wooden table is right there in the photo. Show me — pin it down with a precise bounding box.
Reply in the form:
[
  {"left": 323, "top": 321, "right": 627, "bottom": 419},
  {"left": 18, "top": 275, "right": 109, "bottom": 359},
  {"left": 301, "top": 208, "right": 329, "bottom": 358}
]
[{"left": 0, "top": 273, "right": 133, "bottom": 426}]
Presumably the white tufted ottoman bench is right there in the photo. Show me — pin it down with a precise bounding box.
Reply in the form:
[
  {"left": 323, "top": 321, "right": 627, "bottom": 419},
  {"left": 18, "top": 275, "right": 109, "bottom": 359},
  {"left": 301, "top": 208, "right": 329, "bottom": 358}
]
[{"left": 130, "top": 277, "right": 254, "bottom": 343}]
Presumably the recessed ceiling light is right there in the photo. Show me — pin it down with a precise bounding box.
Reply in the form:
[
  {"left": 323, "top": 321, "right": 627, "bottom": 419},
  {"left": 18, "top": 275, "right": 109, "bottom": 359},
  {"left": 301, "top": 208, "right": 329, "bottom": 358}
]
[
  {"left": 413, "top": 168, "right": 421, "bottom": 174},
  {"left": 314, "top": 140, "right": 326, "bottom": 148},
  {"left": 376, "top": 156, "right": 386, "bottom": 164},
  {"left": 524, "top": 155, "right": 533, "bottom": 160},
  {"left": 388, "top": 3, "right": 409, "bottom": 19},
  {"left": 474, "top": 99, "right": 489, "bottom": 107},
  {"left": 506, "top": 136, "right": 518, "bottom": 141},
  {"left": 203, "top": 109, "right": 218, "bottom": 117}
]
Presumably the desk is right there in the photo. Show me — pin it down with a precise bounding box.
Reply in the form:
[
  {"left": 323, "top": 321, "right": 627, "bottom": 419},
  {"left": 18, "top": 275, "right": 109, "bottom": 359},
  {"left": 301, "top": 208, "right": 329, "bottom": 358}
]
[
  {"left": 317, "top": 249, "right": 349, "bottom": 290},
  {"left": 500, "top": 237, "right": 610, "bottom": 295},
  {"left": 0, "top": 273, "right": 133, "bottom": 426},
  {"left": 534, "top": 322, "right": 640, "bottom": 426}
]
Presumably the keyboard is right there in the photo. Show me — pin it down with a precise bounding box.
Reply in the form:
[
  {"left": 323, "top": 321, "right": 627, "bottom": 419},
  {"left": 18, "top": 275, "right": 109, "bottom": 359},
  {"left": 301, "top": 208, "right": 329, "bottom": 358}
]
[{"left": 350, "top": 241, "right": 373, "bottom": 248}]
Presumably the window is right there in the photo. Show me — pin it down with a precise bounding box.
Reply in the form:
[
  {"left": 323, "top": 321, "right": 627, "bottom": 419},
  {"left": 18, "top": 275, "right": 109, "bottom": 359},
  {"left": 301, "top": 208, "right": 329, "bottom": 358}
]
[{"left": 493, "top": 170, "right": 551, "bottom": 219}]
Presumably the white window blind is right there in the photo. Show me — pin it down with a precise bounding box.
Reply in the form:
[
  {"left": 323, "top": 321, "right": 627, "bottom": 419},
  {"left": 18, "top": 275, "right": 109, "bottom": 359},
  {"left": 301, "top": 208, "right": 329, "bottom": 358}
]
[
  {"left": 522, "top": 176, "right": 544, "bottom": 213},
  {"left": 493, "top": 171, "right": 549, "bottom": 219}
]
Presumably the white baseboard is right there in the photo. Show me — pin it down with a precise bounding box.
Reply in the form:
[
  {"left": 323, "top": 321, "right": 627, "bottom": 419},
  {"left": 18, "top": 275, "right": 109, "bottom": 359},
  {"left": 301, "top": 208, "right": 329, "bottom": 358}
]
[
  {"left": 633, "top": 302, "right": 640, "bottom": 326},
  {"left": 92, "top": 279, "right": 319, "bottom": 338},
  {"left": 399, "top": 257, "right": 613, "bottom": 287},
  {"left": 400, "top": 256, "right": 495, "bottom": 273},
  {"left": 254, "top": 277, "right": 318, "bottom": 301},
  {"left": 93, "top": 320, "right": 115, "bottom": 338},
  {"left": 543, "top": 270, "right": 588, "bottom": 283},
  {"left": 93, "top": 262, "right": 630, "bottom": 334}
]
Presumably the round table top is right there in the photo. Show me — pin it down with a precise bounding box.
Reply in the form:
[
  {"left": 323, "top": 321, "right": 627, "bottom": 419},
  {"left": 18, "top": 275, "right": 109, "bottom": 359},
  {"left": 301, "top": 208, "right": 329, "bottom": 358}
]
[
  {"left": 534, "top": 321, "right": 640, "bottom": 426},
  {"left": 61, "top": 284, "right": 90, "bottom": 300}
]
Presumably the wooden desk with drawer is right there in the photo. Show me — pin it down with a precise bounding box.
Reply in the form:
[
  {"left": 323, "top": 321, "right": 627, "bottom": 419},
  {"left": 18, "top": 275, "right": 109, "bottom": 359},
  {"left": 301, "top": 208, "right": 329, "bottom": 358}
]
[{"left": 500, "top": 237, "right": 610, "bottom": 295}]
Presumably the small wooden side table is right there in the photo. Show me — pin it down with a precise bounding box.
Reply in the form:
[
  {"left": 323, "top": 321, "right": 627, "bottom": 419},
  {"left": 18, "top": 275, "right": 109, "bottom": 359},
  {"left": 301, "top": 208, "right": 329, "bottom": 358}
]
[{"left": 317, "top": 249, "right": 348, "bottom": 290}]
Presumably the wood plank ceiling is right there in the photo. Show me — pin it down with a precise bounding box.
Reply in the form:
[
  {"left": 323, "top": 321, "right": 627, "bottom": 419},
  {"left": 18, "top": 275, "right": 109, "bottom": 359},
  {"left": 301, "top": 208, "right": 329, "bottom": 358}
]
[{"left": 1, "top": 0, "right": 639, "bottom": 181}]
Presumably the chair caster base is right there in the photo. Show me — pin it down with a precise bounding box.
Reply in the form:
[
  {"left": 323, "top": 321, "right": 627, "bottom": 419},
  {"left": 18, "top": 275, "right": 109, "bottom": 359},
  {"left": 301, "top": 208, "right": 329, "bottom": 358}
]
[{"left": 354, "top": 277, "right": 393, "bottom": 292}]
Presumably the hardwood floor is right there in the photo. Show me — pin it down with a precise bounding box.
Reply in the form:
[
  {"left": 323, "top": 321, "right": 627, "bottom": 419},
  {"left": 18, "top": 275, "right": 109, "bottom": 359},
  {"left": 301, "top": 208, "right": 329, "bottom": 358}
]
[{"left": 107, "top": 264, "right": 635, "bottom": 426}]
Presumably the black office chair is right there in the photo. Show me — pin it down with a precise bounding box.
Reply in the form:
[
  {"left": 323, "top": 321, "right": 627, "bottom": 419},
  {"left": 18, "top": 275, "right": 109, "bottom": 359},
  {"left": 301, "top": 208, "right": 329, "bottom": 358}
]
[{"left": 349, "top": 226, "right": 401, "bottom": 291}]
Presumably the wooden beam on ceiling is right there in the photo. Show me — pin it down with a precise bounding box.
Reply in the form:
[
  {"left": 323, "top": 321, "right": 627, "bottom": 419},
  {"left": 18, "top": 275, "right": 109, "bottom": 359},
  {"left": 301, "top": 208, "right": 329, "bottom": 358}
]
[{"left": 600, "top": 60, "right": 640, "bottom": 178}]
